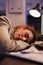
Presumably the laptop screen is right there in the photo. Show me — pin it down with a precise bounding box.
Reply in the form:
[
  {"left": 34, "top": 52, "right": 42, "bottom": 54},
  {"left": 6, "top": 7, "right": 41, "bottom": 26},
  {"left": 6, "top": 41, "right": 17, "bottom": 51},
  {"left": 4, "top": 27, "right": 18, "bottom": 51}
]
[{"left": 41, "top": 15, "right": 43, "bottom": 35}]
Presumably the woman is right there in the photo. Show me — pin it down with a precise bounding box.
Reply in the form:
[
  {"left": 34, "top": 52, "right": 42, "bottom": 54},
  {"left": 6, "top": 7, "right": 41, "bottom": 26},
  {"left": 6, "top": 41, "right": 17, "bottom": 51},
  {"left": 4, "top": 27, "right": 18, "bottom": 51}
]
[
  {"left": 0, "top": 16, "right": 37, "bottom": 54},
  {"left": 13, "top": 25, "right": 37, "bottom": 45},
  {"left": 0, "top": 16, "right": 29, "bottom": 53}
]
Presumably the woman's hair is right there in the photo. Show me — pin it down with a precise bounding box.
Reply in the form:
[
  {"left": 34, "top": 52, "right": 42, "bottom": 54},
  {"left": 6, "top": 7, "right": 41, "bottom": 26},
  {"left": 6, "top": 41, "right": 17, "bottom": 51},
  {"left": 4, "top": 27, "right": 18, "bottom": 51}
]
[{"left": 14, "top": 25, "right": 37, "bottom": 44}]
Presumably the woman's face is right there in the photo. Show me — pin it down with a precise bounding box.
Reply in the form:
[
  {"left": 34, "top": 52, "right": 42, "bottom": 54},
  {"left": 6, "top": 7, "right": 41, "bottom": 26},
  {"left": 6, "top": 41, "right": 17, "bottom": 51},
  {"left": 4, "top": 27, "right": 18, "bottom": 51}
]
[{"left": 14, "top": 28, "right": 33, "bottom": 43}]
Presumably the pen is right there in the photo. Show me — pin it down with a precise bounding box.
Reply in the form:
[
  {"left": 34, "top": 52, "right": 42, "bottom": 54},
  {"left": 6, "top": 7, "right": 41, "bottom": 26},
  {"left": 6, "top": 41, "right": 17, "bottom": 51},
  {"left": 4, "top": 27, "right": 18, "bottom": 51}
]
[{"left": 21, "top": 51, "right": 31, "bottom": 54}]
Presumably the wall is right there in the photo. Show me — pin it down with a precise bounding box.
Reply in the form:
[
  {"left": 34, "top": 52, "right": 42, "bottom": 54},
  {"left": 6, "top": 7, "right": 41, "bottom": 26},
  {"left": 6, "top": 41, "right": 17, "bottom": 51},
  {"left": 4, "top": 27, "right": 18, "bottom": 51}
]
[
  {"left": 26, "top": 0, "right": 41, "bottom": 11},
  {"left": 6, "top": 0, "right": 43, "bottom": 35},
  {"left": 6, "top": 0, "right": 26, "bottom": 27}
]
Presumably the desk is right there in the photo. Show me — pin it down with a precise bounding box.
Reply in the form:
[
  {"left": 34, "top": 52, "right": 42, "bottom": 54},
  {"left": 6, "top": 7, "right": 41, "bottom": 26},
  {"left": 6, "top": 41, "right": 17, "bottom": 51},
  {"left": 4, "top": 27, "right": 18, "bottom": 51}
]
[
  {"left": 0, "top": 41, "right": 43, "bottom": 65},
  {"left": 0, "top": 55, "right": 42, "bottom": 65}
]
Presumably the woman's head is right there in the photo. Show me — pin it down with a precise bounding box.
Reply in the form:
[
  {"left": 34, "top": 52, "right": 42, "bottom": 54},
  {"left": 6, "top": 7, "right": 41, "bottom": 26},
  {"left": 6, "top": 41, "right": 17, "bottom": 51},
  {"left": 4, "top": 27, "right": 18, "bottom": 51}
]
[{"left": 13, "top": 25, "right": 37, "bottom": 44}]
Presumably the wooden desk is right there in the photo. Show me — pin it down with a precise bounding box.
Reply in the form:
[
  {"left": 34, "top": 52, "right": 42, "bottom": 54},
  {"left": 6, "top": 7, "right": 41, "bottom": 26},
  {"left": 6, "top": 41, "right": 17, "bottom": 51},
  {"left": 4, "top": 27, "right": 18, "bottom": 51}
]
[{"left": 0, "top": 55, "right": 42, "bottom": 65}]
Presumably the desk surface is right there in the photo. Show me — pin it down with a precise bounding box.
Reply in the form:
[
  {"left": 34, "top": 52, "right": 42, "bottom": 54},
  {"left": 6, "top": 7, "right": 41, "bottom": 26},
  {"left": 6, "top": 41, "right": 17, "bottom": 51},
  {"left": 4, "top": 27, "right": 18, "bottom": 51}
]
[
  {"left": 6, "top": 45, "right": 43, "bottom": 64},
  {"left": 0, "top": 56, "right": 42, "bottom": 65},
  {"left": 0, "top": 41, "right": 43, "bottom": 65}
]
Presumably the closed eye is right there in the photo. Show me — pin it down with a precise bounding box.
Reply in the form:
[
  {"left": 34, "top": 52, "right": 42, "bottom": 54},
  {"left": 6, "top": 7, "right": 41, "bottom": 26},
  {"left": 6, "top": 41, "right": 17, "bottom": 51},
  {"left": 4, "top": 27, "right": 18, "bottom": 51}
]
[{"left": 25, "top": 34, "right": 29, "bottom": 38}]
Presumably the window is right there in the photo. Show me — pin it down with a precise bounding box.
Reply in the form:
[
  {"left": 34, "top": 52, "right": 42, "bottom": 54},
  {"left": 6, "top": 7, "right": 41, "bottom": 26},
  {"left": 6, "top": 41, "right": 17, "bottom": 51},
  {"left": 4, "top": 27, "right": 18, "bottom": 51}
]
[{"left": 0, "top": 0, "right": 6, "bottom": 16}]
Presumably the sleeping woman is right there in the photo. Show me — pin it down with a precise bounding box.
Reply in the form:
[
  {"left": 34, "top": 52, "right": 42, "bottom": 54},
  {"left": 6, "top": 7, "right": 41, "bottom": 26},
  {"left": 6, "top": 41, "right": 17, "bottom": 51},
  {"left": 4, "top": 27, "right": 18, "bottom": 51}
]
[{"left": 0, "top": 16, "right": 37, "bottom": 54}]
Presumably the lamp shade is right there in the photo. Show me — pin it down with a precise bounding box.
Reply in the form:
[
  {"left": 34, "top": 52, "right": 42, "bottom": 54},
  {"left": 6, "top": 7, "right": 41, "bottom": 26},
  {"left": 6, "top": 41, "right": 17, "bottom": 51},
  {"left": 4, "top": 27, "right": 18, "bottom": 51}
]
[{"left": 29, "top": 4, "right": 41, "bottom": 18}]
